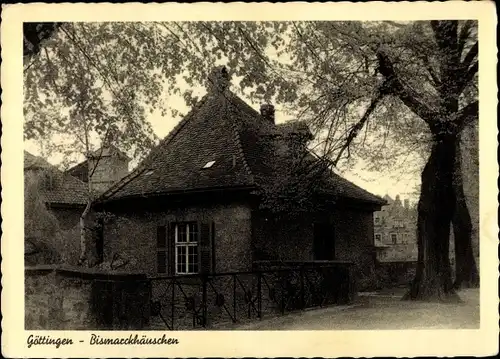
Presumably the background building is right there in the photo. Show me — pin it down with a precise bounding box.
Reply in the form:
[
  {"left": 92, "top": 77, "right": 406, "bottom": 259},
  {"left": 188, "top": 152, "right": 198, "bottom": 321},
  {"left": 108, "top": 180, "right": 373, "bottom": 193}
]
[
  {"left": 66, "top": 145, "right": 130, "bottom": 194},
  {"left": 373, "top": 194, "right": 418, "bottom": 263}
]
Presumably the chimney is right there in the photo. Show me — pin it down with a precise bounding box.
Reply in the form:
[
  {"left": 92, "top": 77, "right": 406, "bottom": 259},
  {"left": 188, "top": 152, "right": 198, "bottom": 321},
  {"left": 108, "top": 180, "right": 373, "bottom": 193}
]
[
  {"left": 207, "top": 66, "right": 230, "bottom": 93},
  {"left": 404, "top": 199, "right": 410, "bottom": 209},
  {"left": 260, "top": 103, "right": 275, "bottom": 124}
]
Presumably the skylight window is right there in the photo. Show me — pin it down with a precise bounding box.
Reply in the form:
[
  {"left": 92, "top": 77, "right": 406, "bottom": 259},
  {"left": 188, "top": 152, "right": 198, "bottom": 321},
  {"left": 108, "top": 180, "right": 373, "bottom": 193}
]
[
  {"left": 144, "top": 170, "right": 154, "bottom": 176},
  {"left": 202, "top": 161, "right": 216, "bottom": 169}
]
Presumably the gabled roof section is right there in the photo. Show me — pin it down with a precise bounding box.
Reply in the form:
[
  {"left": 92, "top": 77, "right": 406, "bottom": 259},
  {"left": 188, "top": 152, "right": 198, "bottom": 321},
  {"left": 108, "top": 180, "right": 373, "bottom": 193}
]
[
  {"left": 100, "top": 66, "right": 385, "bottom": 206},
  {"left": 66, "top": 145, "right": 130, "bottom": 179},
  {"left": 24, "top": 151, "right": 88, "bottom": 206},
  {"left": 322, "top": 171, "right": 387, "bottom": 205},
  {"left": 88, "top": 145, "right": 130, "bottom": 161},
  {"left": 100, "top": 84, "right": 255, "bottom": 200}
]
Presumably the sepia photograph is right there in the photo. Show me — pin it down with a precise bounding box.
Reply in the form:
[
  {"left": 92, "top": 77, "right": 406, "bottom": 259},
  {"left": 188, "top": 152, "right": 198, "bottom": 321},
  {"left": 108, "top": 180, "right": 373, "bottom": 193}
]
[{"left": 1, "top": 2, "right": 498, "bottom": 357}]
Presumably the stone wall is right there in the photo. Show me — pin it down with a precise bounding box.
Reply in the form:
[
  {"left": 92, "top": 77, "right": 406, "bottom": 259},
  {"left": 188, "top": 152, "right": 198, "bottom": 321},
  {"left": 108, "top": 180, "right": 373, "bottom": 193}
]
[
  {"left": 253, "top": 207, "right": 377, "bottom": 291},
  {"left": 25, "top": 265, "right": 150, "bottom": 330},
  {"left": 103, "top": 202, "right": 253, "bottom": 275},
  {"left": 374, "top": 261, "right": 417, "bottom": 289},
  {"left": 376, "top": 243, "right": 418, "bottom": 263},
  {"left": 50, "top": 207, "right": 82, "bottom": 231},
  {"left": 252, "top": 212, "right": 314, "bottom": 261},
  {"left": 333, "top": 207, "right": 377, "bottom": 291}
]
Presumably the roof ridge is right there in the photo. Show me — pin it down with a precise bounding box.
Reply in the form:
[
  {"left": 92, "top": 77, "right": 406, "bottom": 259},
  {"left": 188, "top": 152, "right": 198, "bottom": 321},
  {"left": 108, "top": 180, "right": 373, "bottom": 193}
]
[
  {"left": 99, "top": 94, "right": 211, "bottom": 201},
  {"left": 226, "top": 93, "right": 255, "bottom": 183},
  {"left": 335, "top": 173, "right": 386, "bottom": 202}
]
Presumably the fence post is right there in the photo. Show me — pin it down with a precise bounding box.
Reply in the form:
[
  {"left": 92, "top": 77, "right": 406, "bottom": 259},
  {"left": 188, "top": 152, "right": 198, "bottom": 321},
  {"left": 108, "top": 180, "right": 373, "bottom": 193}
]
[
  {"left": 233, "top": 274, "right": 236, "bottom": 321},
  {"left": 257, "top": 272, "right": 262, "bottom": 319},
  {"left": 300, "top": 267, "right": 305, "bottom": 310},
  {"left": 202, "top": 275, "right": 208, "bottom": 328},
  {"left": 171, "top": 278, "right": 175, "bottom": 330},
  {"left": 281, "top": 273, "right": 285, "bottom": 315}
]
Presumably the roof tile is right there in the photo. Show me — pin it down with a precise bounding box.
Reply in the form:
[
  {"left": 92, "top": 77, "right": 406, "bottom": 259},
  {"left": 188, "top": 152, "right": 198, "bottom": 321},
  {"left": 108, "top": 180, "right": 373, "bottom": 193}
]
[{"left": 24, "top": 151, "right": 88, "bottom": 206}]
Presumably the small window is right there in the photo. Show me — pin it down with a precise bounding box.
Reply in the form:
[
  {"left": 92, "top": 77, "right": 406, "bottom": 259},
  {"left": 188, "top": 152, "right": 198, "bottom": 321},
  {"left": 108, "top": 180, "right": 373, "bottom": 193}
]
[
  {"left": 375, "top": 234, "right": 382, "bottom": 243},
  {"left": 144, "top": 170, "right": 154, "bottom": 176},
  {"left": 175, "top": 222, "right": 199, "bottom": 274},
  {"left": 202, "top": 161, "right": 216, "bottom": 169},
  {"left": 391, "top": 233, "right": 397, "bottom": 244},
  {"left": 374, "top": 217, "right": 380, "bottom": 224}
]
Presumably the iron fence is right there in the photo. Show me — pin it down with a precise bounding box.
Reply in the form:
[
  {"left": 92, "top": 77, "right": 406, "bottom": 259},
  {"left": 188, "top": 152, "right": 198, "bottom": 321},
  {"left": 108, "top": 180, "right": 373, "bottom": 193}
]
[{"left": 149, "top": 261, "right": 354, "bottom": 330}]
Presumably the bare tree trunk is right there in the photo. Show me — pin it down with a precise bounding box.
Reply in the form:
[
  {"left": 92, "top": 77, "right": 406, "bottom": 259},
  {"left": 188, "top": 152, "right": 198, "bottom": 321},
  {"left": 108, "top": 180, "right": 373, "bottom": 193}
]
[
  {"left": 404, "top": 133, "right": 460, "bottom": 302},
  {"left": 78, "top": 201, "right": 92, "bottom": 265},
  {"left": 452, "top": 139, "right": 479, "bottom": 289},
  {"left": 79, "top": 123, "right": 92, "bottom": 267}
]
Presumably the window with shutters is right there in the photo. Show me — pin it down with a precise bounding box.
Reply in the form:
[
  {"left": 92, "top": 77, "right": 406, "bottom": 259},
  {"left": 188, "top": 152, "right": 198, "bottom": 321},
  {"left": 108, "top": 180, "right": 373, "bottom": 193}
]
[
  {"left": 174, "top": 222, "right": 199, "bottom": 274},
  {"left": 157, "top": 221, "right": 213, "bottom": 275}
]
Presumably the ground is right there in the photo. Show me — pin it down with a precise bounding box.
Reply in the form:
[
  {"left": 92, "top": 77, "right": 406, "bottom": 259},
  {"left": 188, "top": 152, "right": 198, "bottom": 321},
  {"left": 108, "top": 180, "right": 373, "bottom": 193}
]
[{"left": 228, "top": 288, "right": 479, "bottom": 330}]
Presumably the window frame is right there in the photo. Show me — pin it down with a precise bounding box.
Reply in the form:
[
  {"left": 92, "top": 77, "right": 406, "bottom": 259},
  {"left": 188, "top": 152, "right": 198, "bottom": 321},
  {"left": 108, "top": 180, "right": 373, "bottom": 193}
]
[
  {"left": 374, "top": 233, "right": 382, "bottom": 243},
  {"left": 174, "top": 222, "right": 199, "bottom": 275}
]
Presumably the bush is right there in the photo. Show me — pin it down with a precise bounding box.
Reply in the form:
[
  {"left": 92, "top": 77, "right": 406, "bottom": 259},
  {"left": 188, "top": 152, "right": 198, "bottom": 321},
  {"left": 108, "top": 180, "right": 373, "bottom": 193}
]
[
  {"left": 60, "top": 226, "right": 81, "bottom": 266},
  {"left": 24, "top": 171, "right": 63, "bottom": 265}
]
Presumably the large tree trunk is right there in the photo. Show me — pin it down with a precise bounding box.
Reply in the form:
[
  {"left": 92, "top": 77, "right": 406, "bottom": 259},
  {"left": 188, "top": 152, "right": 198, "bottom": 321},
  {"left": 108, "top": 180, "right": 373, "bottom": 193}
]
[
  {"left": 404, "top": 133, "right": 461, "bottom": 302},
  {"left": 452, "top": 139, "right": 479, "bottom": 289}
]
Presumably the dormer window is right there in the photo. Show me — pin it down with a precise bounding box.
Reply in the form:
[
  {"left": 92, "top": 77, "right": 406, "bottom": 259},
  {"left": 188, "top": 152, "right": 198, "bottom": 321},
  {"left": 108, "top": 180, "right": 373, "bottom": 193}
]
[{"left": 202, "top": 161, "right": 216, "bottom": 169}]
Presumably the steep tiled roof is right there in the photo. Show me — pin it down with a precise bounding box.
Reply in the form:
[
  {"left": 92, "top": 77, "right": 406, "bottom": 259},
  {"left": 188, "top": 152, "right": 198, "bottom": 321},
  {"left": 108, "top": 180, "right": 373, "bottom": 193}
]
[
  {"left": 24, "top": 151, "right": 88, "bottom": 206},
  {"left": 100, "top": 68, "right": 385, "bottom": 206}
]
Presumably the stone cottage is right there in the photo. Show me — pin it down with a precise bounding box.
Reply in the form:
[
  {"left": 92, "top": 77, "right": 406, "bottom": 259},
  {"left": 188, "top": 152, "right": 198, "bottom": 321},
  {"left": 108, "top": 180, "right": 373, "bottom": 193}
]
[{"left": 95, "top": 66, "right": 386, "bottom": 289}]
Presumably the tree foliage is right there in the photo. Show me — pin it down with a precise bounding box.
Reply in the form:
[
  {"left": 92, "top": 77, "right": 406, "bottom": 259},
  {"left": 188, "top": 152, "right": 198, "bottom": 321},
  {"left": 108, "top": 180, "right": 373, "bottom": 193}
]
[
  {"left": 24, "top": 170, "right": 62, "bottom": 265},
  {"left": 25, "top": 21, "right": 477, "bottom": 169},
  {"left": 25, "top": 21, "right": 479, "bottom": 294}
]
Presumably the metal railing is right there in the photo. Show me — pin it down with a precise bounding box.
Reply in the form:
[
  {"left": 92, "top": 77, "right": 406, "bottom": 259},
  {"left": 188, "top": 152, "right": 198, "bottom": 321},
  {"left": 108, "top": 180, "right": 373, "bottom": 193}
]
[{"left": 149, "top": 261, "right": 354, "bottom": 330}]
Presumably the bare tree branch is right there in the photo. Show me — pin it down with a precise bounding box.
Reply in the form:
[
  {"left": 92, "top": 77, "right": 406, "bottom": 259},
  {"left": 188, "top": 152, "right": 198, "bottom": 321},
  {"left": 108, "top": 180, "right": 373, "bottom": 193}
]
[
  {"left": 377, "top": 48, "right": 439, "bottom": 124},
  {"left": 332, "top": 87, "right": 385, "bottom": 166},
  {"left": 461, "top": 41, "right": 478, "bottom": 70},
  {"left": 457, "top": 20, "right": 475, "bottom": 55}
]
